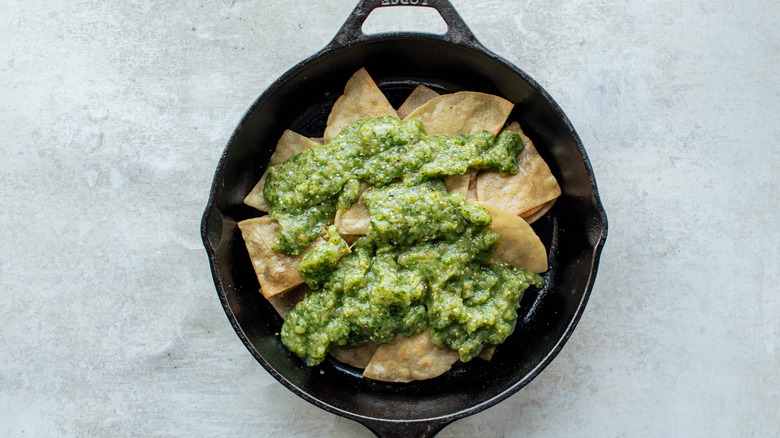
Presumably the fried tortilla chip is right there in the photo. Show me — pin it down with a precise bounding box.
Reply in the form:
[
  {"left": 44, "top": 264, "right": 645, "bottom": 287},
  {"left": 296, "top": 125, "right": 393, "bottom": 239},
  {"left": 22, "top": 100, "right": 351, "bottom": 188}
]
[
  {"left": 476, "top": 122, "right": 561, "bottom": 217},
  {"left": 334, "top": 181, "right": 371, "bottom": 236},
  {"left": 521, "top": 198, "right": 556, "bottom": 225},
  {"left": 445, "top": 171, "right": 476, "bottom": 198},
  {"left": 237, "top": 217, "right": 325, "bottom": 297},
  {"left": 330, "top": 345, "right": 380, "bottom": 369},
  {"left": 323, "top": 68, "right": 398, "bottom": 142},
  {"left": 478, "top": 202, "right": 548, "bottom": 273},
  {"left": 477, "top": 346, "right": 496, "bottom": 361},
  {"left": 398, "top": 84, "right": 440, "bottom": 120},
  {"left": 244, "top": 131, "right": 318, "bottom": 211},
  {"left": 404, "top": 91, "right": 514, "bottom": 136},
  {"left": 335, "top": 201, "right": 371, "bottom": 236},
  {"left": 466, "top": 169, "right": 478, "bottom": 202},
  {"left": 362, "top": 331, "right": 459, "bottom": 383},
  {"left": 266, "top": 284, "right": 310, "bottom": 319},
  {"left": 519, "top": 204, "right": 543, "bottom": 220}
]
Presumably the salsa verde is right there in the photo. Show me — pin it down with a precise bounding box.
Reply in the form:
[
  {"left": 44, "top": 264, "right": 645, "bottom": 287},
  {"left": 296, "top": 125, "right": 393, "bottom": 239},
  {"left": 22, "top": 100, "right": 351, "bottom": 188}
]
[
  {"left": 265, "top": 116, "right": 543, "bottom": 366},
  {"left": 264, "top": 116, "right": 523, "bottom": 255}
]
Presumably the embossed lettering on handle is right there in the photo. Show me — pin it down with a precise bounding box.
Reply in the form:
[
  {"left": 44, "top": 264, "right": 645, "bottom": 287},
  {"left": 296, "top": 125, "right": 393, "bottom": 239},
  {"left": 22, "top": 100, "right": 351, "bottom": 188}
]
[{"left": 381, "top": 0, "right": 429, "bottom": 5}]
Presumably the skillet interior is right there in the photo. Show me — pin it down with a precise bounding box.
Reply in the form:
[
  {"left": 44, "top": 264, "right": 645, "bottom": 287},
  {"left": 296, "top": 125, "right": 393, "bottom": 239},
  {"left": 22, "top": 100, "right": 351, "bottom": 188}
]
[{"left": 202, "top": 34, "right": 607, "bottom": 423}]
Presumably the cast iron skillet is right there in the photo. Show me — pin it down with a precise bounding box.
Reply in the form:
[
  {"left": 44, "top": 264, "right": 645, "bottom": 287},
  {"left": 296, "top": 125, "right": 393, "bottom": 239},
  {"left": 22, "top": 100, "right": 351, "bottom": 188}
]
[{"left": 201, "top": 1, "right": 608, "bottom": 436}]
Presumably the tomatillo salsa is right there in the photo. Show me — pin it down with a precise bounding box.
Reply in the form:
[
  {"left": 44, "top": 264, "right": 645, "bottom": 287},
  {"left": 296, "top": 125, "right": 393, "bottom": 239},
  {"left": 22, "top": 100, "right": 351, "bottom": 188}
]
[{"left": 264, "top": 116, "right": 544, "bottom": 365}]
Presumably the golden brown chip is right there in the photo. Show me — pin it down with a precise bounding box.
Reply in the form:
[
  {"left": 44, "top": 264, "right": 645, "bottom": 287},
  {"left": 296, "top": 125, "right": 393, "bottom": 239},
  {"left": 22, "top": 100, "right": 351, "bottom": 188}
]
[
  {"left": 404, "top": 91, "right": 514, "bottom": 136},
  {"left": 398, "top": 84, "right": 440, "bottom": 120},
  {"left": 522, "top": 198, "right": 556, "bottom": 225},
  {"left": 478, "top": 202, "right": 548, "bottom": 273},
  {"left": 334, "top": 181, "right": 371, "bottom": 236},
  {"left": 244, "top": 172, "right": 273, "bottom": 212},
  {"left": 519, "top": 204, "right": 543, "bottom": 221},
  {"left": 266, "top": 284, "right": 309, "bottom": 319},
  {"left": 362, "top": 331, "right": 459, "bottom": 383},
  {"left": 237, "top": 217, "right": 325, "bottom": 298},
  {"left": 323, "top": 68, "right": 398, "bottom": 142},
  {"left": 475, "top": 122, "right": 561, "bottom": 217},
  {"left": 330, "top": 344, "right": 380, "bottom": 369},
  {"left": 244, "top": 131, "right": 318, "bottom": 211}
]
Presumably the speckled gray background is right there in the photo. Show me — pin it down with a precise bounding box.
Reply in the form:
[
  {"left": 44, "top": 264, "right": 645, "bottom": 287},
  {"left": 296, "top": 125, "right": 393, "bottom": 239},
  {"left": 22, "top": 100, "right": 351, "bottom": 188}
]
[{"left": 1, "top": 0, "right": 778, "bottom": 436}]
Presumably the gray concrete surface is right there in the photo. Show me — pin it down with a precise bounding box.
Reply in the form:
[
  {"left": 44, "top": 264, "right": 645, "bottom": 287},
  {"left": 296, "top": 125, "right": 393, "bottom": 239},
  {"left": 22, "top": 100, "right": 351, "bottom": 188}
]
[{"left": 1, "top": 0, "right": 778, "bottom": 436}]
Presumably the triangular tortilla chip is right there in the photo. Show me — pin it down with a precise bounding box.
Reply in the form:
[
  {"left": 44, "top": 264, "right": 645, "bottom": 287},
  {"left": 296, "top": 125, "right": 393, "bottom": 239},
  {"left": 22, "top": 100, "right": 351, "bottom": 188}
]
[
  {"left": 334, "top": 181, "right": 371, "bottom": 236},
  {"left": 335, "top": 202, "right": 371, "bottom": 236},
  {"left": 444, "top": 171, "right": 477, "bottom": 199},
  {"left": 237, "top": 217, "right": 325, "bottom": 297},
  {"left": 323, "top": 68, "right": 398, "bottom": 142},
  {"left": 244, "top": 131, "right": 318, "bottom": 211},
  {"left": 404, "top": 91, "right": 514, "bottom": 136},
  {"left": 362, "top": 331, "right": 459, "bottom": 383},
  {"left": 330, "top": 345, "right": 380, "bottom": 369},
  {"left": 477, "top": 345, "right": 496, "bottom": 361},
  {"left": 522, "top": 198, "right": 556, "bottom": 225},
  {"left": 398, "top": 84, "right": 440, "bottom": 120},
  {"left": 266, "top": 283, "right": 310, "bottom": 319},
  {"left": 475, "top": 122, "right": 561, "bottom": 217},
  {"left": 478, "top": 202, "right": 548, "bottom": 273},
  {"left": 466, "top": 169, "right": 478, "bottom": 202}
]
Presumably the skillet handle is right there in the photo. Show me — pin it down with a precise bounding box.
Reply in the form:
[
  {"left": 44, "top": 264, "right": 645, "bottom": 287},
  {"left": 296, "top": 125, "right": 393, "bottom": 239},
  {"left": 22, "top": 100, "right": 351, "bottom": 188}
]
[
  {"left": 327, "top": 0, "right": 482, "bottom": 49},
  {"left": 360, "top": 418, "right": 452, "bottom": 438}
]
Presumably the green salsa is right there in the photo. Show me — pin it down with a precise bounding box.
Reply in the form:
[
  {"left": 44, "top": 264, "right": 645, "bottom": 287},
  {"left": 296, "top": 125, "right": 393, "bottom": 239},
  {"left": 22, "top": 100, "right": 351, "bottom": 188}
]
[
  {"left": 267, "top": 117, "right": 543, "bottom": 366},
  {"left": 264, "top": 116, "right": 523, "bottom": 255}
]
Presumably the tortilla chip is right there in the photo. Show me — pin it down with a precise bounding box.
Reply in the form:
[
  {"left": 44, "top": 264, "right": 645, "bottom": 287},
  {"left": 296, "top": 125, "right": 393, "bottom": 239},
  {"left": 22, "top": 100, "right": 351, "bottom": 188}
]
[
  {"left": 244, "top": 131, "right": 318, "bottom": 211},
  {"left": 334, "top": 181, "right": 371, "bottom": 236},
  {"left": 404, "top": 91, "right": 514, "bottom": 136},
  {"left": 477, "top": 346, "right": 496, "bottom": 361},
  {"left": 475, "top": 122, "right": 561, "bottom": 217},
  {"left": 237, "top": 217, "right": 325, "bottom": 298},
  {"left": 478, "top": 202, "right": 548, "bottom": 273},
  {"left": 266, "top": 284, "right": 309, "bottom": 319},
  {"left": 519, "top": 204, "right": 543, "bottom": 220},
  {"left": 335, "top": 201, "right": 371, "bottom": 236},
  {"left": 466, "top": 170, "right": 478, "bottom": 202},
  {"left": 444, "top": 170, "right": 478, "bottom": 199},
  {"left": 398, "top": 85, "right": 440, "bottom": 120},
  {"left": 330, "top": 344, "right": 380, "bottom": 369},
  {"left": 340, "top": 234, "right": 359, "bottom": 245},
  {"left": 323, "top": 68, "right": 398, "bottom": 142},
  {"left": 444, "top": 172, "right": 470, "bottom": 197},
  {"left": 522, "top": 198, "right": 556, "bottom": 225},
  {"left": 362, "top": 331, "right": 459, "bottom": 383}
]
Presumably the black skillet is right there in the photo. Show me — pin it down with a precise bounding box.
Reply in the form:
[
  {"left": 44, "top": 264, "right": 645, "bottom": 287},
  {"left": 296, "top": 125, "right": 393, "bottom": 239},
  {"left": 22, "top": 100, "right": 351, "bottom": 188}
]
[{"left": 201, "top": 1, "right": 608, "bottom": 436}]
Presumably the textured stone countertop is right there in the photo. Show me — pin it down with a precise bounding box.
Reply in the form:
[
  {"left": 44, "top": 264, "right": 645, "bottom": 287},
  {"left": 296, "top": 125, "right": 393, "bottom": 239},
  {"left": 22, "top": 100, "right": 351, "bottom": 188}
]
[{"left": 1, "top": 1, "right": 778, "bottom": 436}]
